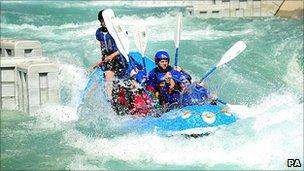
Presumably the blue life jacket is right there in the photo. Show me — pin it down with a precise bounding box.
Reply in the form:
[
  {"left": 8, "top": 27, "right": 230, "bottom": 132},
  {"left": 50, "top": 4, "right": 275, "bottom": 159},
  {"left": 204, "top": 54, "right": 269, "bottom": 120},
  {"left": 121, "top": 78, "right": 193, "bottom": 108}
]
[
  {"left": 170, "top": 70, "right": 192, "bottom": 83},
  {"left": 96, "top": 27, "right": 119, "bottom": 55},
  {"left": 96, "top": 27, "right": 128, "bottom": 77},
  {"left": 159, "top": 84, "right": 181, "bottom": 105},
  {"left": 147, "top": 66, "right": 173, "bottom": 91},
  {"left": 180, "top": 85, "right": 208, "bottom": 106}
]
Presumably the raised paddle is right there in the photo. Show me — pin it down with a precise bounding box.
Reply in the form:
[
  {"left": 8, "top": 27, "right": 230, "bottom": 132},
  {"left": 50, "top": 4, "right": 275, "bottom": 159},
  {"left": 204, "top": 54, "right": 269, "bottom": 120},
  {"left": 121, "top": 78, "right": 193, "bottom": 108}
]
[
  {"left": 200, "top": 41, "right": 247, "bottom": 82},
  {"left": 102, "top": 9, "right": 130, "bottom": 62},
  {"left": 174, "top": 12, "right": 182, "bottom": 67},
  {"left": 134, "top": 24, "right": 148, "bottom": 73}
]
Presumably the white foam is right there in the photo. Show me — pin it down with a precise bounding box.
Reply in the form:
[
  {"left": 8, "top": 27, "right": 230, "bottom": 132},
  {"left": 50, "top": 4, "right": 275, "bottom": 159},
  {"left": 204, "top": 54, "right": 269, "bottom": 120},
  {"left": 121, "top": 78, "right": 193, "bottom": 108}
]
[
  {"left": 63, "top": 89, "right": 303, "bottom": 170},
  {"left": 283, "top": 56, "right": 303, "bottom": 93},
  {"left": 36, "top": 104, "right": 79, "bottom": 123},
  {"left": 58, "top": 64, "right": 87, "bottom": 108},
  {"left": 250, "top": 91, "right": 303, "bottom": 131}
]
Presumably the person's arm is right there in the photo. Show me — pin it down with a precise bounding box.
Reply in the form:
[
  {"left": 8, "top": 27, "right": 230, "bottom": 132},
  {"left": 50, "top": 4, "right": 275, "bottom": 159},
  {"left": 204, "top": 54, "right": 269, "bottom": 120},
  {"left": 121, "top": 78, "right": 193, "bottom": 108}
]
[
  {"left": 93, "top": 50, "right": 120, "bottom": 68},
  {"left": 104, "top": 51, "right": 120, "bottom": 62},
  {"left": 174, "top": 66, "right": 182, "bottom": 72},
  {"left": 146, "top": 70, "right": 157, "bottom": 92}
]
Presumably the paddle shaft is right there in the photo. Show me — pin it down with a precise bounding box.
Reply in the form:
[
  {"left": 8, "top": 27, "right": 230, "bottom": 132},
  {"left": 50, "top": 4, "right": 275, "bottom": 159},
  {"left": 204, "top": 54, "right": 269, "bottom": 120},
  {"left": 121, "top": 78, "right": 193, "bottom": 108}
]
[
  {"left": 217, "top": 99, "right": 227, "bottom": 105},
  {"left": 175, "top": 48, "right": 179, "bottom": 67},
  {"left": 174, "top": 13, "right": 182, "bottom": 67},
  {"left": 142, "top": 55, "right": 147, "bottom": 73},
  {"left": 201, "top": 66, "right": 216, "bottom": 81}
]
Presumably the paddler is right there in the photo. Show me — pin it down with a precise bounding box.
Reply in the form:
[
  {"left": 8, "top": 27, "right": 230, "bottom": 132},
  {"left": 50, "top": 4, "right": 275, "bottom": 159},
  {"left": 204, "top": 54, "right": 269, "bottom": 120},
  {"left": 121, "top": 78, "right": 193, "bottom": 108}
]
[{"left": 93, "top": 9, "right": 128, "bottom": 101}]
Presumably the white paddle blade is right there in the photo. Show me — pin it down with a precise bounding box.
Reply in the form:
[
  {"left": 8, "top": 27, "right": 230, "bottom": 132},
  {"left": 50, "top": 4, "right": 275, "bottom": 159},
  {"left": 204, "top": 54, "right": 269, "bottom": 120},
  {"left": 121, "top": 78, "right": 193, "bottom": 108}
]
[
  {"left": 216, "top": 41, "right": 247, "bottom": 67},
  {"left": 102, "top": 9, "right": 130, "bottom": 62},
  {"left": 174, "top": 13, "right": 182, "bottom": 48},
  {"left": 134, "top": 24, "right": 147, "bottom": 56}
]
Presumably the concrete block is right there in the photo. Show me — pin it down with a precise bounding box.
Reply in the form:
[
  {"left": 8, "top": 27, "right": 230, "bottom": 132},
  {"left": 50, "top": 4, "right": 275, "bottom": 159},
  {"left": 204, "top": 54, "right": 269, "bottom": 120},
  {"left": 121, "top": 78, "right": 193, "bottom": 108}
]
[
  {"left": 48, "top": 89, "right": 59, "bottom": 102},
  {"left": 244, "top": 7, "right": 252, "bottom": 16},
  {"left": 1, "top": 67, "right": 15, "bottom": 82},
  {"left": 47, "top": 73, "right": 58, "bottom": 88},
  {"left": 1, "top": 97, "right": 17, "bottom": 110},
  {"left": 28, "top": 63, "right": 59, "bottom": 74},
  {"left": 1, "top": 83, "right": 15, "bottom": 97},
  {"left": 39, "top": 73, "right": 48, "bottom": 88},
  {"left": 40, "top": 88, "right": 49, "bottom": 105},
  {"left": 1, "top": 39, "right": 60, "bottom": 113},
  {"left": 29, "top": 106, "right": 40, "bottom": 114},
  {"left": 27, "top": 73, "right": 40, "bottom": 89},
  {"left": 240, "top": 1, "right": 248, "bottom": 8},
  {"left": 236, "top": 8, "right": 244, "bottom": 17},
  {"left": 253, "top": 1, "right": 261, "bottom": 16},
  {"left": 230, "top": 0, "right": 240, "bottom": 8},
  {"left": 0, "top": 39, "right": 42, "bottom": 58},
  {"left": 222, "top": 9, "right": 230, "bottom": 17},
  {"left": 28, "top": 88, "right": 40, "bottom": 106}
]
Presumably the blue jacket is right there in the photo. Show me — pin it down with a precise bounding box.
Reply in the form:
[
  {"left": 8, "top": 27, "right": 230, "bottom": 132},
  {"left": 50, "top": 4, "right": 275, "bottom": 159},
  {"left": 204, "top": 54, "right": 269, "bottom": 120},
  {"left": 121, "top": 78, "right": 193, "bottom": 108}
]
[
  {"left": 159, "top": 84, "right": 181, "bottom": 105},
  {"left": 147, "top": 66, "right": 173, "bottom": 91},
  {"left": 96, "top": 27, "right": 119, "bottom": 57}
]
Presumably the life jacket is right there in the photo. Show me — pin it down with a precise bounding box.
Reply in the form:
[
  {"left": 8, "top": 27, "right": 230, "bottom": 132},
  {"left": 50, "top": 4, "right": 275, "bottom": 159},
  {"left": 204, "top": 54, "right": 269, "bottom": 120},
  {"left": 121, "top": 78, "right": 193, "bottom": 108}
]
[
  {"left": 96, "top": 27, "right": 128, "bottom": 78},
  {"left": 170, "top": 70, "right": 192, "bottom": 83},
  {"left": 147, "top": 66, "right": 173, "bottom": 92},
  {"left": 116, "top": 87, "right": 132, "bottom": 109},
  {"left": 130, "top": 89, "right": 152, "bottom": 116},
  {"left": 114, "top": 83, "right": 152, "bottom": 117},
  {"left": 96, "top": 27, "right": 118, "bottom": 56},
  {"left": 158, "top": 84, "right": 181, "bottom": 106}
]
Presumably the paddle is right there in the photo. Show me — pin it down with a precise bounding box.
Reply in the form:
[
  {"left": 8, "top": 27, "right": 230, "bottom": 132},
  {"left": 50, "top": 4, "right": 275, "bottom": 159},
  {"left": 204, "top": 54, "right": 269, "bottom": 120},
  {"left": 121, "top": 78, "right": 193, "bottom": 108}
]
[
  {"left": 174, "top": 13, "right": 182, "bottom": 67},
  {"left": 200, "top": 41, "right": 247, "bottom": 82},
  {"left": 79, "top": 9, "right": 131, "bottom": 105},
  {"left": 102, "top": 9, "right": 130, "bottom": 62},
  {"left": 79, "top": 67, "right": 103, "bottom": 105},
  {"left": 134, "top": 24, "right": 148, "bottom": 73}
]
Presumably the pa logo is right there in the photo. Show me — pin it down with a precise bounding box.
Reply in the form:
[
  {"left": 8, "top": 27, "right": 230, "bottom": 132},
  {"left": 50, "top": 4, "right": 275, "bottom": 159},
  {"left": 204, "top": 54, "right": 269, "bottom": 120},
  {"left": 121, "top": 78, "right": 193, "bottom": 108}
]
[{"left": 287, "top": 159, "right": 302, "bottom": 167}]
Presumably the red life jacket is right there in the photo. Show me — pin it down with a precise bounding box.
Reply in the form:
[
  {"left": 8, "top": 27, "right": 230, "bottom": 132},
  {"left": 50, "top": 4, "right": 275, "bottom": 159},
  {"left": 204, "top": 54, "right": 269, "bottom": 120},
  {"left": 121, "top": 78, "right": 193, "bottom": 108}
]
[
  {"left": 116, "top": 87, "right": 152, "bottom": 116},
  {"left": 116, "top": 87, "right": 131, "bottom": 109},
  {"left": 131, "top": 91, "right": 152, "bottom": 116}
]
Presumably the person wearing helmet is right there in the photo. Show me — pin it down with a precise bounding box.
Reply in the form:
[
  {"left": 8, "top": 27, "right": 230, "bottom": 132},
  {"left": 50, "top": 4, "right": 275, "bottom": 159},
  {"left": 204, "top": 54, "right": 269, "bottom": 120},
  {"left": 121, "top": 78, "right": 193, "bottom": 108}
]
[
  {"left": 146, "top": 50, "right": 175, "bottom": 92},
  {"left": 146, "top": 50, "right": 194, "bottom": 108},
  {"left": 93, "top": 9, "right": 128, "bottom": 100}
]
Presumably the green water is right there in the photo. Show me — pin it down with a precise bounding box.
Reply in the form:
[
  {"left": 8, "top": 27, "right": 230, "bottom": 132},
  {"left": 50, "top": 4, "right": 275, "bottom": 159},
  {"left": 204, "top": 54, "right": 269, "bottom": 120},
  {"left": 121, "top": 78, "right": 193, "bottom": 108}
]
[{"left": 1, "top": 1, "right": 303, "bottom": 170}]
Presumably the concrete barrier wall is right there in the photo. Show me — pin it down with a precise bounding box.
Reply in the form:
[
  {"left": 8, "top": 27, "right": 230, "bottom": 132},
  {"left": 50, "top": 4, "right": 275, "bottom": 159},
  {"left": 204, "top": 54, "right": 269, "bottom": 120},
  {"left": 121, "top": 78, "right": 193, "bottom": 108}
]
[
  {"left": 186, "top": 0, "right": 284, "bottom": 18},
  {"left": 1, "top": 39, "right": 59, "bottom": 114}
]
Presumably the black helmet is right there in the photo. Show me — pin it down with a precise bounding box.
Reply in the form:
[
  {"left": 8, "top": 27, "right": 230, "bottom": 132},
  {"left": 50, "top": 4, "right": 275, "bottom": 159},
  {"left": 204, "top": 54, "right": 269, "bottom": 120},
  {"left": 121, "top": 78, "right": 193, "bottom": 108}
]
[{"left": 98, "top": 10, "right": 104, "bottom": 22}]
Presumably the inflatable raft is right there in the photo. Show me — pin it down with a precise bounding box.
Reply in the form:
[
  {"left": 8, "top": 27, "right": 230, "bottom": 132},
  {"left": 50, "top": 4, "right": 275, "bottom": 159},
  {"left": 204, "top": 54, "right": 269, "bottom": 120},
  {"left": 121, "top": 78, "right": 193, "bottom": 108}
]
[{"left": 117, "top": 52, "right": 239, "bottom": 136}]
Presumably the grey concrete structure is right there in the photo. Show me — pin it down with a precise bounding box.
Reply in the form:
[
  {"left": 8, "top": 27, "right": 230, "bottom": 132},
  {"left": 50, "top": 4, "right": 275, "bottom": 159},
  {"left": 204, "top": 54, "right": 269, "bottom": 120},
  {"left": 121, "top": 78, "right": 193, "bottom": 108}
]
[
  {"left": 0, "top": 39, "right": 59, "bottom": 114},
  {"left": 129, "top": 0, "right": 302, "bottom": 19},
  {"left": 185, "top": 0, "right": 284, "bottom": 18}
]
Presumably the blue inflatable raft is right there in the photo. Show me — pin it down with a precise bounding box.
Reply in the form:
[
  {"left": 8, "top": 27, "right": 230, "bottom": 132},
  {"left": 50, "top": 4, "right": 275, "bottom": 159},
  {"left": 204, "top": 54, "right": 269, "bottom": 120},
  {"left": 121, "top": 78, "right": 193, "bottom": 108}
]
[
  {"left": 122, "top": 104, "right": 237, "bottom": 136},
  {"left": 118, "top": 52, "right": 239, "bottom": 136}
]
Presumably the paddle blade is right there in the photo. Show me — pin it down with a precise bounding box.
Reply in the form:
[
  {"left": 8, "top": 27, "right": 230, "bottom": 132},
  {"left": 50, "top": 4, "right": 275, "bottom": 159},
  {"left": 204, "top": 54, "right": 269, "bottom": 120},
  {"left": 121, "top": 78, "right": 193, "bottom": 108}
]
[
  {"left": 216, "top": 41, "right": 246, "bottom": 67},
  {"left": 102, "top": 9, "right": 130, "bottom": 62},
  {"left": 134, "top": 24, "right": 148, "bottom": 56},
  {"left": 174, "top": 13, "right": 182, "bottom": 48}
]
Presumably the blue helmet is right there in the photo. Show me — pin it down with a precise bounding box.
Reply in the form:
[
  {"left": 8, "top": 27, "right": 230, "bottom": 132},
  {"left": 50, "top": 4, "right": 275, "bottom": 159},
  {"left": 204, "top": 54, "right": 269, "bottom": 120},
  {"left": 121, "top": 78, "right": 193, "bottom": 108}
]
[{"left": 155, "top": 50, "right": 170, "bottom": 64}]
